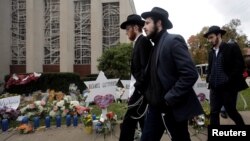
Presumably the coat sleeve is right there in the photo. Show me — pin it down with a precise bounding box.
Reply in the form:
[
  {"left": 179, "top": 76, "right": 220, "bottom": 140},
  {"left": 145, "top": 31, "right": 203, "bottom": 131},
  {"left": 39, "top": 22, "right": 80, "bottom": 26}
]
[
  {"left": 206, "top": 51, "right": 213, "bottom": 83},
  {"left": 134, "top": 37, "right": 152, "bottom": 92},
  {"left": 227, "top": 43, "right": 245, "bottom": 80},
  {"left": 164, "top": 36, "right": 198, "bottom": 106}
]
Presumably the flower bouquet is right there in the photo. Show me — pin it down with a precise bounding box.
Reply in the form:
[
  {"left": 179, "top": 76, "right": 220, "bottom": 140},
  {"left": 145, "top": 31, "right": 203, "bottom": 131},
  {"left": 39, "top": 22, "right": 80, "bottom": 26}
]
[
  {"left": 82, "top": 113, "right": 93, "bottom": 134},
  {"left": 17, "top": 123, "right": 33, "bottom": 134},
  {"left": 20, "top": 100, "right": 46, "bottom": 119},
  {"left": 0, "top": 106, "right": 20, "bottom": 120},
  {"left": 94, "top": 111, "right": 117, "bottom": 138},
  {"left": 190, "top": 97, "right": 210, "bottom": 135}
]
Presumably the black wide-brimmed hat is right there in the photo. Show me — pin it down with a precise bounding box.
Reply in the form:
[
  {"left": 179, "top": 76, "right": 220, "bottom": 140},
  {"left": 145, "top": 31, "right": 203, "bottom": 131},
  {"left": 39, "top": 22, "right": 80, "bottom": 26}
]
[
  {"left": 141, "top": 7, "right": 173, "bottom": 29},
  {"left": 203, "top": 25, "right": 226, "bottom": 38},
  {"left": 120, "top": 14, "right": 145, "bottom": 29}
]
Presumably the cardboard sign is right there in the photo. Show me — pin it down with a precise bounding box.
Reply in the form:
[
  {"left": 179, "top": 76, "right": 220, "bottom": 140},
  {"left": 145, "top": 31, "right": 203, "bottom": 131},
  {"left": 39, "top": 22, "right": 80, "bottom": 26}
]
[
  {"left": 0, "top": 95, "right": 21, "bottom": 109},
  {"left": 120, "top": 80, "right": 130, "bottom": 100},
  {"left": 84, "top": 71, "right": 119, "bottom": 102},
  {"left": 193, "top": 76, "right": 210, "bottom": 101}
]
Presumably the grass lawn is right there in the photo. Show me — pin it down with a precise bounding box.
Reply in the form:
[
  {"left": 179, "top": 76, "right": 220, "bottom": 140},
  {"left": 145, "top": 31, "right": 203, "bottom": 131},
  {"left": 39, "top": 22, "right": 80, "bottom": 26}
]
[
  {"left": 89, "top": 88, "right": 250, "bottom": 119},
  {"left": 237, "top": 88, "right": 250, "bottom": 111},
  {"left": 89, "top": 102, "right": 127, "bottom": 120}
]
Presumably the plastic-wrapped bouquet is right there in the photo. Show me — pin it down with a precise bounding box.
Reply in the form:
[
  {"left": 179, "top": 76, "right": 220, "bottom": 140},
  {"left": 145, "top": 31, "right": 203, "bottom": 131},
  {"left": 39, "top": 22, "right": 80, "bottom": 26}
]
[
  {"left": 82, "top": 113, "right": 93, "bottom": 134},
  {"left": 20, "top": 100, "right": 46, "bottom": 119},
  {"left": 82, "top": 113, "right": 93, "bottom": 127},
  {"left": 0, "top": 106, "right": 20, "bottom": 120},
  {"left": 17, "top": 123, "right": 33, "bottom": 134}
]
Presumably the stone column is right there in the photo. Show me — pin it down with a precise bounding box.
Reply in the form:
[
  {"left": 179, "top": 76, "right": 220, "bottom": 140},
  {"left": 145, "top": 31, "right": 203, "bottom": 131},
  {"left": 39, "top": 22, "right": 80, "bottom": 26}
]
[
  {"left": 90, "top": 0, "right": 103, "bottom": 74},
  {"left": 59, "top": 0, "right": 74, "bottom": 72},
  {"left": 26, "top": 0, "right": 44, "bottom": 73}
]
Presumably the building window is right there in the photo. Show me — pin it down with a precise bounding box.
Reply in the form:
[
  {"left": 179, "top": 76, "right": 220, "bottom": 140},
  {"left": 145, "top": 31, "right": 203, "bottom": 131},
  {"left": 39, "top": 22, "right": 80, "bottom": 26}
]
[
  {"left": 44, "top": 0, "right": 60, "bottom": 65},
  {"left": 11, "top": 0, "right": 26, "bottom": 65},
  {"left": 102, "top": 2, "right": 120, "bottom": 51},
  {"left": 74, "top": 0, "right": 91, "bottom": 65}
]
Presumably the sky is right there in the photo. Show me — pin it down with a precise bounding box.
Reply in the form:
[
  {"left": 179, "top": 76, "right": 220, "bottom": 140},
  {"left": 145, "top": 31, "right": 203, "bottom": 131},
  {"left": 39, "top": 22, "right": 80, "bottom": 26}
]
[{"left": 133, "top": 0, "right": 250, "bottom": 41}]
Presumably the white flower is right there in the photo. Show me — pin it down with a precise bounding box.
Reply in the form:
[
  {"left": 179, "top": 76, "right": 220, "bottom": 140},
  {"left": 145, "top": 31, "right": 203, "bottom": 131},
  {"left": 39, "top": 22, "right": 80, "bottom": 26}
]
[
  {"left": 38, "top": 105, "right": 44, "bottom": 113},
  {"left": 52, "top": 100, "right": 57, "bottom": 105},
  {"left": 56, "top": 100, "right": 65, "bottom": 107},
  {"left": 64, "top": 95, "right": 72, "bottom": 102},
  {"left": 20, "top": 107, "right": 27, "bottom": 114},
  {"left": 34, "top": 101, "right": 41, "bottom": 106},
  {"left": 196, "top": 114, "right": 205, "bottom": 126},
  {"left": 113, "top": 114, "right": 118, "bottom": 121},
  {"left": 70, "top": 101, "right": 80, "bottom": 109},
  {"left": 61, "top": 106, "right": 65, "bottom": 111},
  {"left": 49, "top": 111, "right": 56, "bottom": 118}
]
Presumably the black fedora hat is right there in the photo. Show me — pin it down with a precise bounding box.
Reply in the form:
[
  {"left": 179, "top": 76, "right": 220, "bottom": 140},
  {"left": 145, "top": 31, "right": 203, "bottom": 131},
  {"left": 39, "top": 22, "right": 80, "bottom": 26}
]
[
  {"left": 141, "top": 7, "right": 173, "bottom": 29},
  {"left": 203, "top": 25, "right": 226, "bottom": 38},
  {"left": 120, "top": 14, "right": 145, "bottom": 29}
]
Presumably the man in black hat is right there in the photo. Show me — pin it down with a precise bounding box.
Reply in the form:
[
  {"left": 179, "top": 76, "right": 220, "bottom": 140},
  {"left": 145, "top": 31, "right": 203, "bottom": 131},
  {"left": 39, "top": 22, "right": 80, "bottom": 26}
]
[
  {"left": 140, "top": 7, "right": 203, "bottom": 141},
  {"left": 204, "top": 25, "right": 247, "bottom": 125},
  {"left": 119, "top": 14, "right": 152, "bottom": 141}
]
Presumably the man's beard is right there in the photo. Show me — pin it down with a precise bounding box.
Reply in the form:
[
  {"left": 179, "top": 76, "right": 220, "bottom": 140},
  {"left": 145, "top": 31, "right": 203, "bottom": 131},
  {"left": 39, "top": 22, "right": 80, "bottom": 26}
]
[
  {"left": 146, "top": 25, "right": 158, "bottom": 39},
  {"left": 129, "top": 30, "right": 136, "bottom": 41},
  {"left": 212, "top": 36, "right": 219, "bottom": 47}
]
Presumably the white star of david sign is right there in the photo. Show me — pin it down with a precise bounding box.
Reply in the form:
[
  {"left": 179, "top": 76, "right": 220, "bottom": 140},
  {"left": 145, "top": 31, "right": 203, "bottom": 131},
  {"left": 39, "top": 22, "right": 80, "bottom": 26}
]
[{"left": 84, "top": 71, "right": 119, "bottom": 102}]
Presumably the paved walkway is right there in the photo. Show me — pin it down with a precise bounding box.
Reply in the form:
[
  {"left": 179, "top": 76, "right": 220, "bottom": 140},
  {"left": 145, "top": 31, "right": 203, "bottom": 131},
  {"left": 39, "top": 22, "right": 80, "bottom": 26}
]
[{"left": 1, "top": 111, "right": 250, "bottom": 141}]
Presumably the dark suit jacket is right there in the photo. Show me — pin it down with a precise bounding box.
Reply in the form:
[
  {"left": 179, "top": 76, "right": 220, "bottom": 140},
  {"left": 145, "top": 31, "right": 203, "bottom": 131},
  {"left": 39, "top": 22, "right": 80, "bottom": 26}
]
[
  {"left": 150, "top": 32, "right": 203, "bottom": 121},
  {"left": 207, "top": 42, "right": 248, "bottom": 91},
  {"left": 131, "top": 34, "right": 152, "bottom": 93}
]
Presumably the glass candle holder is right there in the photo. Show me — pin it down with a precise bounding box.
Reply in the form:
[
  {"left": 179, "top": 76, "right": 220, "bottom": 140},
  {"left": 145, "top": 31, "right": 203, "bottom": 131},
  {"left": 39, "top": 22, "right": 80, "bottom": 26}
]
[
  {"left": 73, "top": 115, "right": 78, "bottom": 127},
  {"left": 45, "top": 116, "right": 50, "bottom": 128},
  {"left": 1, "top": 119, "right": 9, "bottom": 132},
  {"left": 56, "top": 115, "right": 61, "bottom": 128},
  {"left": 33, "top": 117, "right": 40, "bottom": 129},
  {"left": 66, "top": 115, "right": 71, "bottom": 127}
]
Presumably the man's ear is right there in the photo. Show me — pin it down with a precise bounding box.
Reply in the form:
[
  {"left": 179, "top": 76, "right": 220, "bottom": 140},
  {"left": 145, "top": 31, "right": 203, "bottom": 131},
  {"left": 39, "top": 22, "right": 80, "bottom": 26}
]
[
  {"left": 133, "top": 25, "right": 139, "bottom": 31},
  {"left": 156, "top": 20, "right": 162, "bottom": 28}
]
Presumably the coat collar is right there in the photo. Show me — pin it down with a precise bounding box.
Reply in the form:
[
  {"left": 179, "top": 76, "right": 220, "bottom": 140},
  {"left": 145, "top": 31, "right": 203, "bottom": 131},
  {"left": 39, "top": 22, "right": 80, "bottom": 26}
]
[
  {"left": 210, "top": 42, "right": 227, "bottom": 52},
  {"left": 155, "top": 31, "right": 168, "bottom": 66}
]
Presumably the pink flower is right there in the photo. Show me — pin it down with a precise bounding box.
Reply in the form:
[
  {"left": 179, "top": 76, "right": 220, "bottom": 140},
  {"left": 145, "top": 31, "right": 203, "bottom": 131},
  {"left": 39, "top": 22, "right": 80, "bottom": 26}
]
[
  {"left": 53, "top": 106, "right": 58, "bottom": 111},
  {"left": 6, "top": 108, "right": 12, "bottom": 113},
  {"left": 40, "top": 100, "right": 46, "bottom": 106},
  {"left": 29, "top": 104, "right": 35, "bottom": 109},
  {"left": 63, "top": 109, "right": 69, "bottom": 115},
  {"left": 75, "top": 106, "right": 90, "bottom": 115}
]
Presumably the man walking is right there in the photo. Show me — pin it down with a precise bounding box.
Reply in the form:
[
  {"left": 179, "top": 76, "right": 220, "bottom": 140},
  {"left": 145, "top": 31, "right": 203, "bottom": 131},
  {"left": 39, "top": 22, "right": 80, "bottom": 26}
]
[
  {"left": 119, "top": 14, "right": 152, "bottom": 141},
  {"left": 140, "top": 7, "right": 203, "bottom": 141},
  {"left": 204, "top": 25, "right": 248, "bottom": 125}
]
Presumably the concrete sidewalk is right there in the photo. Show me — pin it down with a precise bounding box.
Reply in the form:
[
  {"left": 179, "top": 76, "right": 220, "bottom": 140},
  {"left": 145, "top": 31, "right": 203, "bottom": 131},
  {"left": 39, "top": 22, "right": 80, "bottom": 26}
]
[{"left": 1, "top": 111, "right": 250, "bottom": 141}]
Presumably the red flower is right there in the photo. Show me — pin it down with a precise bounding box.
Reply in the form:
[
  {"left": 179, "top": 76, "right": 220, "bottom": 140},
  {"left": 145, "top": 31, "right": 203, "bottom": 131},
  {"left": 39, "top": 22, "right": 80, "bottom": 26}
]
[
  {"left": 106, "top": 112, "right": 114, "bottom": 120},
  {"left": 243, "top": 70, "right": 248, "bottom": 78}
]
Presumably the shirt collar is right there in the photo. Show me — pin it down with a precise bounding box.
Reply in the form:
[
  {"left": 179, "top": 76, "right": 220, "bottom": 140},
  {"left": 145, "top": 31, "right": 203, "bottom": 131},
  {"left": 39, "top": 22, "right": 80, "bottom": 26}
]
[{"left": 134, "top": 33, "right": 142, "bottom": 42}]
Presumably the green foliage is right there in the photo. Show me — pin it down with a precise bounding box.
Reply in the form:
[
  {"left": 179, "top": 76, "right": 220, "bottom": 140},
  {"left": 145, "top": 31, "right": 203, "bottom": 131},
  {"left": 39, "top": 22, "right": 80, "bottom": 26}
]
[
  {"left": 89, "top": 102, "right": 127, "bottom": 120},
  {"left": 188, "top": 19, "right": 249, "bottom": 65},
  {"left": 97, "top": 43, "right": 132, "bottom": 79},
  {"left": 237, "top": 88, "right": 250, "bottom": 111},
  {"left": 222, "top": 19, "right": 249, "bottom": 52}
]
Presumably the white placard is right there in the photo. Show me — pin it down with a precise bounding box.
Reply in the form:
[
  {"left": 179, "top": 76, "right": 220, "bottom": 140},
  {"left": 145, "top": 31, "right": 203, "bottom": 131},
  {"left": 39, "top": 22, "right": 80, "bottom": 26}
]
[
  {"left": 193, "top": 76, "right": 210, "bottom": 101},
  {"left": 84, "top": 71, "right": 119, "bottom": 102},
  {"left": 0, "top": 95, "right": 21, "bottom": 109},
  {"left": 120, "top": 80, "right": 130, "bottom": 100},
  {"left": 245, "top": 77, "right": 250, "bottom": 86}
]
